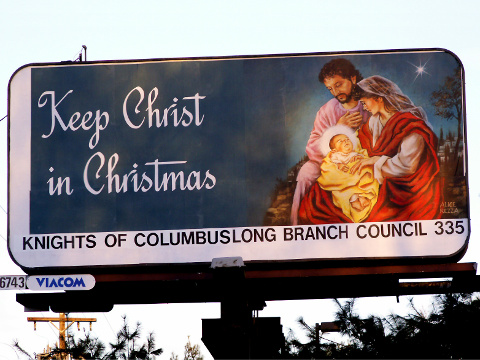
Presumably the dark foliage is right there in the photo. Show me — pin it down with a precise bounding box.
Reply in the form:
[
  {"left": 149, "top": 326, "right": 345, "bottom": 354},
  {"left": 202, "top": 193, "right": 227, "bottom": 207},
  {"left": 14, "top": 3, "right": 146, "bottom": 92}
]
[{"left": 285, "top": 293, "right": 480, "bottom": 359}]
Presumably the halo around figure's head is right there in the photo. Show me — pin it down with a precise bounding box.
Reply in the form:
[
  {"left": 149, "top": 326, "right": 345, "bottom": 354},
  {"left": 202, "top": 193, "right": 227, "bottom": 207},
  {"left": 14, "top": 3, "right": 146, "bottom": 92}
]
[{"left": 320, "top": 124, "right": 358, "bottom": 157}]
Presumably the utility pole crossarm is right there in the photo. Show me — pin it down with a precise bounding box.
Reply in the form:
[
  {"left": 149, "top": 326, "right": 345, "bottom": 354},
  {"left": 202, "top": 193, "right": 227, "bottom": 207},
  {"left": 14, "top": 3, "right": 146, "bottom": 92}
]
[
  {"left": 27, "top": 317, "right": 97, "bottom": 322},
  {"left": 27, "top": 313, "right": 97, "bottom": 353}
]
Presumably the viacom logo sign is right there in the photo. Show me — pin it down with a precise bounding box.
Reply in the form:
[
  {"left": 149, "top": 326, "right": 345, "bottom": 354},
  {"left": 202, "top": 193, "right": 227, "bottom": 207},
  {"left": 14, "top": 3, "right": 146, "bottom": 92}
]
[{"left": 27, "top": 274, "right": 95, "bottom": 291}]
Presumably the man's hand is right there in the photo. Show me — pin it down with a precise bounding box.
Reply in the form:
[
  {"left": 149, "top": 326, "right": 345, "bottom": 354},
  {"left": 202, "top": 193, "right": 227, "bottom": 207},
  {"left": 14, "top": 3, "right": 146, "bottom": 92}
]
[{"left": 337, "top": 111, "right": 363, "bottom": 129}]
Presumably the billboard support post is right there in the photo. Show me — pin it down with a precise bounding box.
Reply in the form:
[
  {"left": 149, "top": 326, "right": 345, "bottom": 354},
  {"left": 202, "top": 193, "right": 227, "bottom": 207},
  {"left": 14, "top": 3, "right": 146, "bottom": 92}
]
[{"left": 202, "top": 264, "right": 283, "bottom": 359}]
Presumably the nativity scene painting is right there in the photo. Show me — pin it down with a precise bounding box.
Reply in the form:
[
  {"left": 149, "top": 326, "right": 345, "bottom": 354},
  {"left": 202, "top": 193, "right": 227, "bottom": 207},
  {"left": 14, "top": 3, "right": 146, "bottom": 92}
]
[{"left": 263, "top": 52, "right": 467, "bottom": 226}]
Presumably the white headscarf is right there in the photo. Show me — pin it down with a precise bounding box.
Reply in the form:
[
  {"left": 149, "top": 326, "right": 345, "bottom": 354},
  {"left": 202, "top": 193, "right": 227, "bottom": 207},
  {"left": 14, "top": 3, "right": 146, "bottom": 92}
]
[{"left": 357, "top": 75, "right": 428, "bottom": 122}]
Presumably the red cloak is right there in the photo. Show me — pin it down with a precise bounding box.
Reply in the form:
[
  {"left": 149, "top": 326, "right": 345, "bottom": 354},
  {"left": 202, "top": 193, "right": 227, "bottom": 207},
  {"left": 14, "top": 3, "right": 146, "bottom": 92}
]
[{"left": 298, "top": 112, "right": 441, "bottom": 224}]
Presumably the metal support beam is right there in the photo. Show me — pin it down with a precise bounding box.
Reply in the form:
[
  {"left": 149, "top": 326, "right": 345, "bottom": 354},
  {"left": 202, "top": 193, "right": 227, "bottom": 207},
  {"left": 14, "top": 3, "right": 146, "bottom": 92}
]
[{"left": 17, "top": 263, "right": 478, "bottom": 312}]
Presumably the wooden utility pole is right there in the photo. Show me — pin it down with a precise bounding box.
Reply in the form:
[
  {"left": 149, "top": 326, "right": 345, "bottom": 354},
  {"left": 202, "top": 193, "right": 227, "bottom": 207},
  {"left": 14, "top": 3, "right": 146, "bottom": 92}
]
[{"left": 28, "top": 313, "right": 96, "bottom": 358}]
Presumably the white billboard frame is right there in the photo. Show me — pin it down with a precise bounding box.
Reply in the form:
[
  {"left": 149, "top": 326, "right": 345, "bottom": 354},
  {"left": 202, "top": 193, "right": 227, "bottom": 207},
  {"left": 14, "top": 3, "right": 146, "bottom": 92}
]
[{"left": 8, "top": 49, "right": 470, "bottom": 271}]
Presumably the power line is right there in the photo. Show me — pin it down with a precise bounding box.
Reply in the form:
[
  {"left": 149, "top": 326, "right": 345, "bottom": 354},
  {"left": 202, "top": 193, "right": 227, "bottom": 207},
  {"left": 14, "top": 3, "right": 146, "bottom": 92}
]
[
  {"left": 0, "top": 115, "right": 6, "bottom": 122},
  {"left": 103, "top": 313, "right": 116, "bottom": 336}
]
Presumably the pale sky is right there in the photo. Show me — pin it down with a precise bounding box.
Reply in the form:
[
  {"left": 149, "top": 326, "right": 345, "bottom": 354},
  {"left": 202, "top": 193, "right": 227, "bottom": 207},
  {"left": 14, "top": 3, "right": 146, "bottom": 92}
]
[{"left": 1, "top": 0, "right": 480, "bottom": 359}]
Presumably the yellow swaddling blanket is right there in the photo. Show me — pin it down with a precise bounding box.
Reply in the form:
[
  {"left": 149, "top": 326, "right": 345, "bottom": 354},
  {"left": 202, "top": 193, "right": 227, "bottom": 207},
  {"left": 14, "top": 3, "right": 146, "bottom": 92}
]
[{"left": 317, "top": 148, "right": 379, "bottom": 223}]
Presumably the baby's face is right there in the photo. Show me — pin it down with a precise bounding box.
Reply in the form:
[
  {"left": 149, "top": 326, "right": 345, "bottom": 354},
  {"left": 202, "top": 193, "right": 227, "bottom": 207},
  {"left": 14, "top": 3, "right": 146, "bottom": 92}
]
[{"left": 333, "top": 134, "right": 353, "bottom": 154}]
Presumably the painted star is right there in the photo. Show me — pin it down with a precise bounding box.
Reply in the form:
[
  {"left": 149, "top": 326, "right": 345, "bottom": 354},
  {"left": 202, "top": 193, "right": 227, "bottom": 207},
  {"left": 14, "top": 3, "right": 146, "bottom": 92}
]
[{"left": 409, "top": 59, "right": 431, "bottom": 82}]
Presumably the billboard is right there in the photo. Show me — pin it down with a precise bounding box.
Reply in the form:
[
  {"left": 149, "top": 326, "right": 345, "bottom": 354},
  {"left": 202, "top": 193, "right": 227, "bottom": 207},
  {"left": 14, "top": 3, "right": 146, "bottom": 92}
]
[{"left": 8, "top": 49, "right": 469, "bottom": 271}]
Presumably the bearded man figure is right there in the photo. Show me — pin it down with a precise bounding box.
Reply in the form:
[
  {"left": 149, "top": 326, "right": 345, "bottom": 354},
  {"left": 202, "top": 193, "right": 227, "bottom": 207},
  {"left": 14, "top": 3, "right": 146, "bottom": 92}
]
[{"left": 290, "top": 58, "right": 370, "bottom": 225}]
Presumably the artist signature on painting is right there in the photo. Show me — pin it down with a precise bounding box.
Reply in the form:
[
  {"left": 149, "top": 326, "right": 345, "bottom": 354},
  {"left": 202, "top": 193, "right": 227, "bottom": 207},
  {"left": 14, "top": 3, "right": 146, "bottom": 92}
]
[{"left": 440, "top": 201, "right": 460, "bottom": 214}]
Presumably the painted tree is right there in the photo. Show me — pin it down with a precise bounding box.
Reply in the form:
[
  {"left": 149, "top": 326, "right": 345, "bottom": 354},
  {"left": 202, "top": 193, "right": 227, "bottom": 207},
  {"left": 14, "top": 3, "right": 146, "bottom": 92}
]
[
  {"left": 439, "top": 127, "right": 444, "bottom": 146},
  {"left": 431, "top": 66, "right": 463, "bottom": 173}
]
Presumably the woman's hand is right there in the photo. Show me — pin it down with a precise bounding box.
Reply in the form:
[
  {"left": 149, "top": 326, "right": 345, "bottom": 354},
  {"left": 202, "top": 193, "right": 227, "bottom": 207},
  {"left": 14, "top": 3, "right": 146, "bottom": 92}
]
[
  {"left": 350, "top": 156, "right": 381, "bottom": 174},
  {"left": 350, "top": 155, "right": 364, "bottom": 162}
]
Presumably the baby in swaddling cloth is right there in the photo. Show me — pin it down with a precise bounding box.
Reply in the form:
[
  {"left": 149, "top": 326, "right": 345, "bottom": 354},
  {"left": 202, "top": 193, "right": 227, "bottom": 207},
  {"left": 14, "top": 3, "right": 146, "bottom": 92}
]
[{"left": 317, "top": 126, "right": 379, "bottom": 222}]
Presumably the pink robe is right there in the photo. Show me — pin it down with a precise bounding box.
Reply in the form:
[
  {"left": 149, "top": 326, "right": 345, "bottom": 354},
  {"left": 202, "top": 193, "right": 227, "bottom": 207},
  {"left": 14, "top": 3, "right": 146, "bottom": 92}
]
[{"left": 290, "top": 98, "right": 369, "bottom": 224}]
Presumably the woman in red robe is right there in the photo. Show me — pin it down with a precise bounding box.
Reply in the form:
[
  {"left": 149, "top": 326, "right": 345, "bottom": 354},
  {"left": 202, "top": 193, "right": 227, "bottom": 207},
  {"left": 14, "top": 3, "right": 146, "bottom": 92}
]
[{"left": 299, "top": 76, "right": 441, "bottom": 224}]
